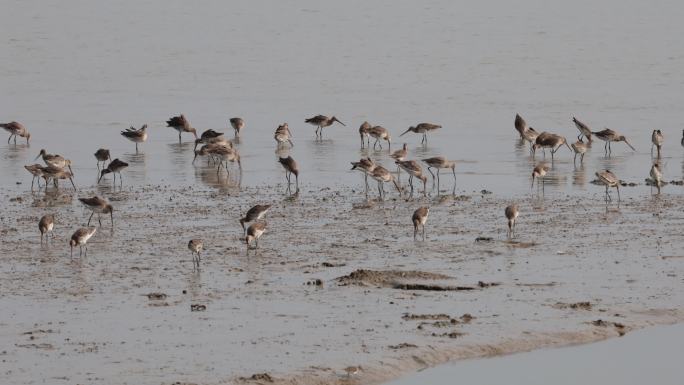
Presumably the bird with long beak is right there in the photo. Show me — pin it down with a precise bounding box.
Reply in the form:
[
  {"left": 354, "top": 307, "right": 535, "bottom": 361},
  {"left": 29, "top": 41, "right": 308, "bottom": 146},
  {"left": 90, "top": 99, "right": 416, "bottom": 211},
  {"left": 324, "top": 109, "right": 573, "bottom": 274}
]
[
  {"left": 531, "top": 163, "right": 550, "bottom": 191},
  {"left": 351, "top": 157, "right": 376, "bottom": 195},
  {"left": 651, "top": 129, "right": 663, "bottom": 158},
  {"left": 412, "top": 207, "right": 429, "bottom": 241},
  {"left": 400, "top": 123, "right": 441, "bottom": 145},
  {"left": 279, "top": 156, "right": 299, "bottom": 192},
  {"left": 592, "top": 128, "right": 636, "bottom": 156},
  {"left": 274, "top": 123, "right": 294, "bottom": 147},
  {"left": 420, "top": 156, "right": 456, "bottom": 194},
  {"left": 246, "top": 221, "right": 267, "bottom": 252},
  {"left": 166, "top": 114, "right": 197, "bottom": 143},
  {"left": 396, "top": 160, "right": 428, "bottom": 197},
  {"left": 359, "top": 121, "right": 372, "bottom": 148},
  {"left": 505, "top": 204, "right": 519, "bottom": 239},
  {"left": 305, "top": 115, "right": 345, "bottom": 139},
  {"left": 188, "top": 239, "right": 203, "bottom": 270},
  {"left": 572, "top": 117, "right": 593, "bottom": 142},
  {"left": 230, "top": 117, "right": 245, "bottom": 137},
  {"left": 369, "top": 126, "right": 391, "bottom": 151},
  {"left": 514, "top": 114, "right": 529, "bottom": 140},
  {"left": 571, "top": 139, "right": 588, "bottom": 164},
  {"left": 240, "top": 205, "right": 271, "bottom": 235},
  {"left": 194, "top": 129, "right": 224, "bottom": 150},
  {"left": 94, "top": 148, "right": 111, "bottom": 170},
  {"left": 98, "top": 158, "right": 129, "bottom": 186},
  {"left": 120, "top": 124, "right": 148, "bottom": 152},
  {"left": 24, "top": 164, "right": 44, "bottom": 191},
  {"left": 370, "top": 165, "right": 402, "bottom": 200},
  {"left": 78, "top": 196, "right": 114, "bottom": 228},
  {"left": 532, "top": 132, "right": 572, "bottom": 161},
  {"left": 39, "top": 165, "right": 76, "bottom": 191},
  {"left": 2, "top": 121, "right": 31, "bottom": 144},
  {"left": 70, "top": 227, "right": 97, "bottom": 258},
  {"left": 595, "top": 170, "right": 620, "bottom": 202},
  {"left": 36, "top": 149, "right": 74, "bottom": 175}
]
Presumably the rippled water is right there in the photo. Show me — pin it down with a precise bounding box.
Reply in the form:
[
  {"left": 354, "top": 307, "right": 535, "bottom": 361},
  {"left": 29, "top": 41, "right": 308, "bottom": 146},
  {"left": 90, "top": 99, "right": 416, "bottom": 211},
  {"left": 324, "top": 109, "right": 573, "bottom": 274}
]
[{"left": 2, "top": 0, "right": 683, "bottom": 198}]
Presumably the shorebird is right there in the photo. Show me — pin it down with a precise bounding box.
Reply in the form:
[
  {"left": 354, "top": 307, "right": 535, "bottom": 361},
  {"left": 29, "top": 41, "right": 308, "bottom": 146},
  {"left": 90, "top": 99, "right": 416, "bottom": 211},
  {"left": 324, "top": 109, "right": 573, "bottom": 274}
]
[
  {"left": 412, "top": 206, "right": 429, "bottom": 241},
  {"left": 240, "top": 204, "right": 271, "bottom": 234},
  {"left": 532, "top": 132, "right": 572, "bottom": 160},
  {"left": 40, "top": 165, "right": 76, "bottom": 191},
  {"left": 194, "top": 129, "right": 224, "bottom": 150},
  {"left": 514, "top": 114, "right": 529, "bottom": 140},
  {"left": 188, "top": 239, "right": 203, "bottom": 269},
  {"left": 78, "top": 196, "right": 114, "bottom": 228},
  {"left": 69, "top": 227, "right": 97, "bottom": 258},
  {"left": 531, "top": 163, "right": 550, "bottom": 191},
  {"left": 193, "top": 143, "right": 224, "bottom": 165},
  {"left": 572, "top": 117, "right": 593, "bottom": 142},
  {"left": 651, "top": 129, "right": 663, "bottom": 158},
  {"left": 571, "top": 139, "right": 588, "bottom": 164},
  {"left": 370, "top": 165, "right": 401, "bottom": 200},
  {"left": 230, "top": 117, "right": 244, "bottom": 137},
  {"left": 522, "top": 127, "right": 540, "bottom": 152},
  {"left": 421, "top": 156, "right": 456, "bottom": 194},
  {"left": 305, "top": 115, "right": 345, "bottom": 138},
  {"left": 369, "top": 126, "right": 391, "bottom": 150},
  {"left": 390, "top": 143, "right": 408, "bottom": 182},
  {"left": 39, "top": 214, "right": 54, "bottom": 244},
  {"left": 36, "top": 149, "right": 74, "bottom": 175},
  {"left": 343, "top": 366, "right": 362, "bottom": 378},
  {"left": 24, "top": 164, "right": 44, "bottom": 190},
  {"left": 120, "top": 124, "right": 148, "bottom": 152},
  {"left": 211, "top": 146, "right": 241, "bottom": 176},
  {"left": 595, "top": 170, "right": 620, "bottom": 202},
  {"left": 274, "top": 123, "right": 294, "bottom": 147},
  {"left": 351, "top": 157, "right": 376, "bottom": 195},
  {"left": 98, "top": 158, "right": 129, "bottom": 186},
  {"left": 505, "top": 205, "right": 519, "bottom": 239},
  {"left": 1, "top": 121, "right": 30, "bottom": 144},
  {"left": 592, "top": 128, "right": 635, "bottom": 155},
  {"left": 166, "top": 114, "right": 197, "bottom": 142},
  {"left": 359, "top": 121, "right": 372, "bottom": 148},
  {"left": 94, "top": 149, "right": 111, "bottom": 170},
  {"left": 400, "top": 123, "right": 441, "bottom": 144},
  {"left": 396, "top": 160, "right": 428, "bottom": 197},
  {"left": 246, "top": 221, "right": 267, "bottom": 251},
  {"left": 650, "top": 162, "right": 663, "bottom": 194},
  {"left": 279, "top": 156, "right": 299, "bottom": 191}
]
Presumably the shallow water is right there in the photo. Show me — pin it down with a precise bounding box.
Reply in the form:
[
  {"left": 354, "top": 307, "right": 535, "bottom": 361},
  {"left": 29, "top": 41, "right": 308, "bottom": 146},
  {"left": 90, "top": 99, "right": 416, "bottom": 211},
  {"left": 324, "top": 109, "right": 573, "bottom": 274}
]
[{"left": 2, "top": 1, "right": 684, "bottom": 385}]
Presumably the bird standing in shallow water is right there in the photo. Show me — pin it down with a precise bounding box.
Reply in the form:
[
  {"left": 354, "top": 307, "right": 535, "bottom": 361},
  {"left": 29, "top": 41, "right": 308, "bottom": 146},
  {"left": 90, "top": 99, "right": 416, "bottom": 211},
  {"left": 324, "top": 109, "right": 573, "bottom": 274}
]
[
  {"left": 351, "top": 157, "right": 376, "bottom": 195},
  {"left": 370, "top": 165, "right": 401, "bottom": 200},
  {"left": 595, "top": 170, "right": 620, "bottom": 202},
  {"left": 1, "top": 121, "right": 31, "bottom": 144},
  {"left": 651, "top": 129, "right": 663, "bottom": 158},
  {"left": 305, "top": 115, "right": 345, "bottom": 139},
  {"left": 274, "top": 123, "right": 294, "bottom": 147},
  {"left": 572, "top": 117, "right": 593, "bottom": 142},
  {"left": 120, "top": 124, "right": 148, "bottom": 152},
  {"left": 571, "top": 139, "right": 588, "bottom": 165},
  {"left": 69, "top": 227, "right": 97, "bottom": 258},
  {"left": 650, "top": 162, "right": 663, "bottom": 195},
  {"left": 279, "top": 156, "right": 299, "bottom": 192},
  {"left": 78, "top": 196, "right": 114, "bottom": 228},
  {"left": 390, "top": 143, "right": 408, "bottom": 182},
  {"left": 358, "top": 121, "right": 372, "bottom": 148},
  {"left": 99, "top": 159, "right": 129, "bottom": 186},
  {"left": 505, "top": 205, "right": 519, "bottom": 239},
  {"left": 396, "top": 160, "right": 428, "bottom": 197},
  {"left": 40, "top": 165, "right": 76, "bottom": 191},
  {"left": 531, "top": 164, "right": 549, "bottom": 192},
  {"left": 412, "top": 207, "right": 429, "bottom": 241},
  {"left": 39, "top": 214, "right": 54, "bottom": 244},
  {"left": 188, "top": 239, "right": 203, "bottom": 270},
  {"left": 36, "top": 149, "right": 74, "bottom": 175},
  {"left": 94, "top": 149, "right": 111, "bottom": 170},
  {"left": 230, "top": 117, "right": 244, "bottom": 137},
  {"left": 240, "top": 205, "right": 271, "bottom": 235},
  {"left": 592, "top": 128, "right": 635, "bottom": 156},
  {"left": 369, "top": 126, "right": 391, "bottom": 151},
  {"left": 166, "top": 114, "right": 197, "bottom": 143},
  {"left": 194, "top": 129, "right": 224, "bottom": 150},
  {"left": 246, "top": 222, "right": 267, "bottom": 252},
  {"left": 24, "top": 164, "right": 44, "bottom": 191},
  {"left": 400, "top": 123, "right": 441, "bottom": 145},
  {"left": 532, "top": 132, "right": 572, "bottom": 161},
  {"left": 421, "top": 157, "right": 456, "bottom": 194}
]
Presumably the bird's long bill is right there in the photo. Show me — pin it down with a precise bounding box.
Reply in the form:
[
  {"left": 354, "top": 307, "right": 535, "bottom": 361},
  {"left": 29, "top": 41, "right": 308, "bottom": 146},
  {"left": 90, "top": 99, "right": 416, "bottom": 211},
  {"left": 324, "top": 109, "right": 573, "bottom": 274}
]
[
  {"left": 34, "top": 153, "right": 41, "bottom": 160},
  {"left": 334, "top": 117, "right": 346, "bottom": 126},
  {"left": 98, "top": 172, "right": 104, "bottom": 183},
  {"left": 192, "top": 152, "right": 198, "bottom": 163},
  {"left": 624, "top": 139, "right": 636, "bottom": 151},
  {"left": 68, "top": 164, "right": 74, "bottom": 175},
  {"left": 399, "top": 128, "right": 411, "bottom": 137},
  {"left": 69, "top": 177, "right": 77, "bottom": 190},
  {"left": 564, "top": 142, "right": 572, "bottom": 151},
  {"left": 110, "top": 212, "right": 114, "bottom": 227},
  {"left": 238, "top": 159, "right": 242, "bottom": 171}
]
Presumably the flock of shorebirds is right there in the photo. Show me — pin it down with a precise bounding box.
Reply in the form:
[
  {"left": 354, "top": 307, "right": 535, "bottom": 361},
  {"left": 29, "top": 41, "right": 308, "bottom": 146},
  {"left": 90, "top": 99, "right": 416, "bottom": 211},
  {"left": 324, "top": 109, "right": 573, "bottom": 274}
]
[{"left": 2, "top": 115, "right": 683, "bottom": 265}]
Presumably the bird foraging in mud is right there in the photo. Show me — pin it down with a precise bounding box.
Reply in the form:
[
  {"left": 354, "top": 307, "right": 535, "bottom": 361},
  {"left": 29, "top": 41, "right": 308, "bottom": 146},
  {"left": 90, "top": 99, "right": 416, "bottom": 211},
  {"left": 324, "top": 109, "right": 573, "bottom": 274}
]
[
  {"left": 305, "top": 115, "right": 345, "bottom": 139},
  {"left": 39, "top": 214, "right": 55, "bottom": 244},
  {"left": 98, "top": 158, "right": 129, "bottom": 186},
  {"left": 188, "top": 239, "right": 203, "bottom": 269},
  {"left": 1, "top": 121, "right": 31, "bottom": 144},
  {"left": 279, "top": 156, "right": 299, "bottom": 192},
  {"left": 595, "top": 170, "right": 620, "bottom": 202},
  {"left": 69, "top": 227, "right": 97, "bottom": 258},
  {"left": 78, "top": 196, "right": 114, "bottom": 228},
  {"left": 240, "top": 205, "right": 272, "bottom": 235},
  {"left": 400, "top": 123, "right": 441, "bottom": 145},
  {"left": 505, "top": 204, "right": 519, "bottom": 239},
  {"left": 94, "top": 148, "right": 111, "bottom": 170},
  {"left": 412, "top": 207, "right": 429, "bottom": 241},
  {"left": 246, "top": 222, "right": 267, "bottom": 252}
]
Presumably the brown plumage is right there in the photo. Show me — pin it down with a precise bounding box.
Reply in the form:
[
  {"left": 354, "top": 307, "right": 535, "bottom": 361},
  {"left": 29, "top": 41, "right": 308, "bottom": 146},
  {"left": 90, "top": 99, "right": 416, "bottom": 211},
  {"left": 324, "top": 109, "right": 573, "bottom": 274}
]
[
  {"left": 240, "top": 205, "right": 272, "bottom": 234},
  {"left": 279, "top": 156, "right": 299, "bottom": 191},
  {"left": 532, "top": 132, "right": 572, "bottom": 160},
  {"left": 274, "top": 123, "right": 294, "bottom": 147},
  {"left": 36, "top": 149, "right": 73, "bottom": 175},
  {"left": 595, "top": 170, "right": 620, "bottom": 202},
  {"left": 94, "top": 148, "right": 111, "bottom": 170},
  {"left": 39, "top": 214, "right": 55, "bottom": 244},
  {"left": 514, "top": 114, "right": 528, "bottom": 140},
  {"left": 246, "top": 221, "right": 267, "bottom": 251},
  {"left": 412, "top": 207, "right": 429, "bottom": 241},
  {"left": 396, "top": 160, "right": 428, "bottom": 197},
  {"left": 230, "top": 117, "right": 245, "bottom": 137},
  {"left": 194, "top": 129, "right": 224, "bottom": 150},
  {"left": 421, "top": 156, "right": 456, "bottom": 194},
  {"left": 305, "top": 115, "right": 345, "bottom": 138},
  {"left": 24, "top": 164, "right": 44, "bottom": 190},
  {"left": 572, "top": 117, "right": 592, "bottom": 142},
  {"left": 651, "top": 129, "right": 663, "bottom": 158},
  {"left": 39, "top": 165, "right": 76, "bottom": 191},
  {"left": 505, "top": 205, "right": 519, "bottom": 239},
  {"left": 400, "top": 123, "right": 441, "bottom": 144},
  {"left": 358, "top": 121, "right": 372, "bottom": 148},
  {"left": 351, "top": 157, "right": 376, "bottom": 194},
  {"left": 369, "top": 126, "right": 391, "bottom": 151},
  {"left": 99, "top": 158, "right": 129, "bottom": 185},
  {"left": 531, "top": 163, "right": 550, "bottom": 190},
  {"left": 571, "top": 139, "right": 588, "bottom": 164},
  {"left": 592, "top": 128, "right": 635, "bottom": 155},
  {"left": 121, "top": 124, "right": 148, "bottom": 152},
  {"left": 70, "top": 227, "right": 97, "bottom": 258},
  {"left": 188, "top": 239, "right": 203, "bottom": 269},
  {"left": 78, "top": 196, "right": 114, "bottom": 228},
  {"left": 370, "top": 165, "right": 401, "bottom": 200},
  {"left": 1, "top": 121, "right": 30, "bottom": 144},
  {"left": 166, "top": 114, "right": 197, "bottom": 142}
]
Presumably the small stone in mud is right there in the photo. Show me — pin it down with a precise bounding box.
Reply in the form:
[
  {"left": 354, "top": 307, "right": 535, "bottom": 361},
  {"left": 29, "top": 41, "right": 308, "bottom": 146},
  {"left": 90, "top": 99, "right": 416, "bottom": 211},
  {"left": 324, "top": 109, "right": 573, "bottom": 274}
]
[
  {"left": 190, "top": 304, "right": 207, "bottom": 312},
  {"left": 146, "top": 293, "right": 167, "bottom": 300},
  {"left": 321, "top": 261, "right": 346, "bottom": 268},
  {"left": 305, "top": 279, "right": 323, "bottom": 286},
  {"left": 402, "top": 313, "right": 451, "bottom": 321},
  {"left": 431, "top": 331, "right": 465, "bottom": 338},
  {"left": 9, "top": 197, "right": 23, "bottom": 203},
  {"left": 555, "top": 301, "right": 592, "bottom": 310}
]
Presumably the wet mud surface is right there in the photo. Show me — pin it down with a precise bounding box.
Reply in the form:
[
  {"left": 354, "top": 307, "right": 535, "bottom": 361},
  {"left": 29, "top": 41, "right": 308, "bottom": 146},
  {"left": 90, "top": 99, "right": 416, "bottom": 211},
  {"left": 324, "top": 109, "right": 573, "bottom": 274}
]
[{"left": 1, "top": 184, "right": 683, "bottom": 385}]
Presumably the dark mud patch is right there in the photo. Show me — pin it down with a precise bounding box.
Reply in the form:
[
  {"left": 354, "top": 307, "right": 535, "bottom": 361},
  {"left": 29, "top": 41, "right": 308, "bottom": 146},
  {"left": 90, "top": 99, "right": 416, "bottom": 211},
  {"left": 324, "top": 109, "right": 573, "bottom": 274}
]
[
  {"left": 388, "top": 343, "right": 418, "bottom": 350},
  {"left": 336, "top": 269, "right": 452, "bottom": 288},
  {"left": 590, "top": 319, "right": 627, "bottom": 336},
  {"left": 238, "top": 373, "right": 275, "bottom": 383},
  {"left": 393, "top": 283, "right": 475, "bottom": 291},
  {"left": 432, "top": 331, "right": 466, "bottom": 338},
  {"left": 554, "top": 301, "right": 593, "bottom": 310},
  {"left": 146, "top": 292, "right": 167, "bottom": 300}
]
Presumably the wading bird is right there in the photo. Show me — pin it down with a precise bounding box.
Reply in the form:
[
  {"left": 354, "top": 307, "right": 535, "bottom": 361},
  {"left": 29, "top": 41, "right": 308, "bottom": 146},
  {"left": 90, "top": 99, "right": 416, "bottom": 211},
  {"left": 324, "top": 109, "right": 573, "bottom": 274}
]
[
  {"left": 370, "top": 165, "right": 401, "bottom": 200},
  {"left": 78, "top": 196, "right": 114, "bottom": 228},
  {"left": 532, "top": 132, "right": 572, "bottom": 160},
  {"left": 592, "top": 128, "right": 635, "bottom": 156},
  {"left": 571, "top": 139, "right": 588, "bottom": 164},
  {"left": 98, "top": 158, "right": 129, "bottom": 186},
  {"left": 194, "top": 129, "right": 224, "bottom": 150},
  {"left": 421, "top": 156, "right": 456, "bottom": 194},
  {"left": 39, "top": 214, "right": 54, "bottom": 244},
  {"left": 305, "top": 115, "right": 345, "bottom": 138},
  {"left": 211, "top": 146, "right": 241, "bottom": 176},
  {"left": 279, "top": 156, "right": 299, "bottom": 192},
  {"left": 188, "top": 239, "right": 203, "bottom": 270},
  {"left": 531, "top": 163, "right": 549, "bottom": 191},
  {"left": 166, "top": 114, "right": 197, "bottom": 142},
  {"left": 240, "top": 205, "right": 271, "bottom": 235},
  {"left": 369, "top": 126, "right": 391, "bottom": 151},
  {"left": 230, "top": 117, "right": 244, "bottom": 137},
  {"left": 412, "top": 206, "right": 429, "bottom": 241},
  {"left": 351, "top": 157, "right": 376, "bottom": 195},
  {"left": 595, "top": 170, "right": 620, "bottom": 202},
  {"left": 359, "top": 121, "right": 372, "bottom": 148},
  {"left": 120, "top": 124, "right": 148, "bottom": 152},
  {"left": 572, "top": 117, "right": 593, "bottom": 142},
  {"left": 36, "top": 149, "right": 74, "bottom": 175},
  {"left": 650, "top": 162, "right": 663, "bottom": 194},
  {"left": 40, "top": 165, "right": 76, "bottom": 191},
  {"left": 24, "top": 164, "right": 44, "bottom": 190},
  {"left": 522, "top": 127, "right": 540, "bottom": 153},
  {"left": 651, "top": 129, "right": 663, "bottom": 158},
  {"left": 514, "top": 114, "right": 529, "bottom": 140},
  {"left": 69, "top": 227, "right": 97, "bottom": 258},
  {"left": 505, "top": 204, "right": 519, "bottom": 239},
  {"left": 400, "top": 123, "right": 441, "bottom": 144},
  {"left": 274, "top": 123, "right": 294, "bottom": 147},
  {"left": 396, "top": 160, "right": 428, "bottom": 197},
  {"left": 94, "top": 149, "right": 111, "bottom": 170},
  {"left": 390, "top": 143, "right": 409, "bottom": 181},
  {"left": 246, "top": 222, "right": 267, "bottom": 251},
  {"left": 1, "top": 121, "right": 30, "bottom": 144}
]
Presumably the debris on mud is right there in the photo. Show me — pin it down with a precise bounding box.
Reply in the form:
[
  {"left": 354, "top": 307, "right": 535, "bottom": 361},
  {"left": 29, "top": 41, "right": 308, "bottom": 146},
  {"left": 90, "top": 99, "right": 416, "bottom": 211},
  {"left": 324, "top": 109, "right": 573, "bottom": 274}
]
[
  {"left": 305, "top": 278, "right": 323, "bottom": 286},
  {"left": 146, "top": 292, "right": 167, "bottom": 300},
  {"left": 475, "top": 236, "right": 493, "bottom": 242},
  {"left": 336, "top": 269, "right": 452, "bottom": 288},
  {"left": 393, "top": 283, "right": 475, "bottom": 291},
  {"left": 321, "top": 261, "right": 346, "bottom": 267},
  {"left": 477, "top": 281, "right": 501, "bottom": 288},
  {"left": 554, "top": 301, "right": 592, "bottom": 310},
  {"left": 238, "top": 373, "right": 275, "bottom": 383},
  {"left": 590, "top": 319, "right": 627, "bottom": 336},
  {"left": 402, "top": 313, "right": 451, "bottom": 321},
  {"left": 432, "top": 331, "right": 465, "bottom": 338},
  {"left": 190, "top": 304, "right": 207, "bottom": 312},
  {"left": 15, "top": 343, "right": 54, "bottom": 350},
  {"left": 388, "top": 343, "right": 418, "bottom": 350}
]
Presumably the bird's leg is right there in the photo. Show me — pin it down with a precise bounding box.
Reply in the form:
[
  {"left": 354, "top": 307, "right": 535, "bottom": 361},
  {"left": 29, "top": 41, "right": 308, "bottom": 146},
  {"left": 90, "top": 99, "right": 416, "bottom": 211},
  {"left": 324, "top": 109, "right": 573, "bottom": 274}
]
[
  {"left": 436, "top": 169, "right": 441, "bottom": 194},
  {"left": 616, "top": 185, "right": 620, "bottom": 202},
  {"left": 98, "top": 213, "right": 102, "bottom": 227},
  {"left": 87, "top": 212, "right": 94, "bottom": 226},
  {"left": 452, "top": 167, "right": 457, "bottom": 191},
  {"left": 427, "top": 167, "right": 435, "bottom": 187},
  {"left": 414, "top": 225, "right": 417, "bottom": 240},
  {"left": 422, "top": 224, "right": 426, "bottom": 241},
  {"left": 295, "top": 174, "right": 299, "bottom": 190},
  {"left": 581, "top": 153, "right": 585, "bottom": 163},
  {"left": 377, "top": 181, "right": 383, "bottom": 200}
]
